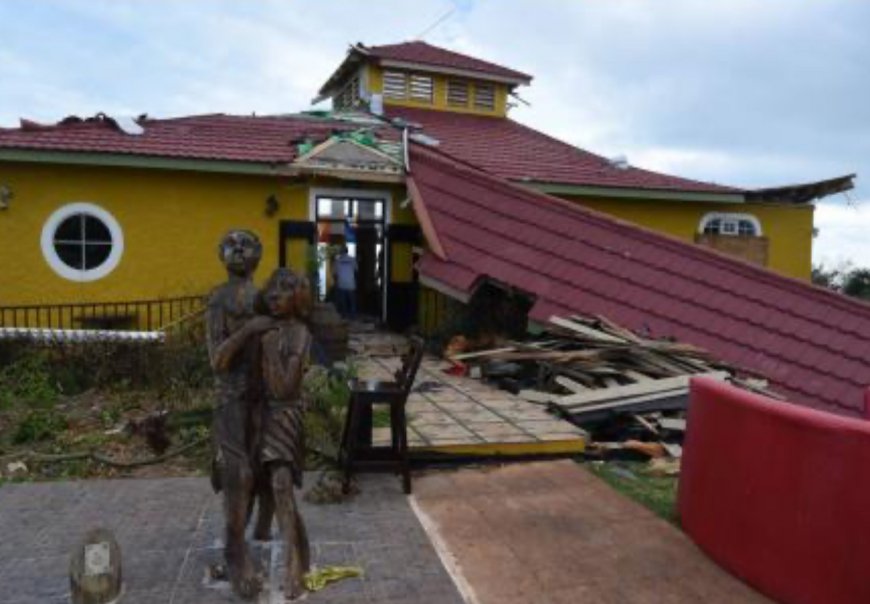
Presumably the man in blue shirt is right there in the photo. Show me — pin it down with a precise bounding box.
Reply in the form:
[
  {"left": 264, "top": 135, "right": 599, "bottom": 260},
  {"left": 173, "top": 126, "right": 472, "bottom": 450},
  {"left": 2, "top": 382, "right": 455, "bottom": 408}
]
[{"left": 332, "top": 245, "right": 357, "bottom": 319}]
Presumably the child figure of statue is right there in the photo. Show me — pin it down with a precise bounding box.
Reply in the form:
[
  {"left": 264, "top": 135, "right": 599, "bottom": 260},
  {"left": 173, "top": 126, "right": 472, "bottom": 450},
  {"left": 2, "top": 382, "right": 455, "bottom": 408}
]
[{"left": 254, "top": 268, "right": 312, "bottom": 600}]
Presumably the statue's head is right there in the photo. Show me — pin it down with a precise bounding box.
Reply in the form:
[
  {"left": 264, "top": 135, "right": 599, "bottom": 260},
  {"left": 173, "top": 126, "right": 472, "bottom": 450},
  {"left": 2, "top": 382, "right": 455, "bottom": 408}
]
[
  {"left": 218, "top": 230, "right": 262, "bottom": 278},
  {"left": 259, "top": 267, "right": 299, "bottom": 319}
]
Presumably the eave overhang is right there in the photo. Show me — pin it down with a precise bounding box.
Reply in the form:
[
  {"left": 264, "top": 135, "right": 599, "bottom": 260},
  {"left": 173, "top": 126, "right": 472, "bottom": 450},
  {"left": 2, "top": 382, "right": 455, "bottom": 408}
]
[
  {"left": 746, "top": 174, "right": 856, "bottom": 204},
  {"left": 376, "top": 59, "right": 531, "bottom": 87},
  {"left": 521, "top": 181, "right": 746, "bottom": 204},
  {"left": 0, "top": 148, "right": 289, "bottom": 176}
]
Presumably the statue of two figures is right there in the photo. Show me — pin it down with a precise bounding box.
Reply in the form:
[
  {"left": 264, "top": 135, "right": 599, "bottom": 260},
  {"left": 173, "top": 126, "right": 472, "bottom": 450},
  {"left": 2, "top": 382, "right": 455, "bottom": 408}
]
[{"left": 206, "top": 230, "right": 312, "bottom": 601}]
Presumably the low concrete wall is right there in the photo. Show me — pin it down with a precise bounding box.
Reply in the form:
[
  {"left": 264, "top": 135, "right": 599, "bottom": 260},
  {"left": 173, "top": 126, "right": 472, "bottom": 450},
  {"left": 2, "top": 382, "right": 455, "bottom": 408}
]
[{"left": 679, "top": 377, "right": 870, "bottom": 604}]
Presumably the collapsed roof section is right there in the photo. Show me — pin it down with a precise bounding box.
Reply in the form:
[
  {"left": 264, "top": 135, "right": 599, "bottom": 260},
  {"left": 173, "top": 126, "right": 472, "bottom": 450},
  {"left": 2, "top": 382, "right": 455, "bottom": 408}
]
[{"left": 407, "top": 142, "right": 870, "bottom": 418}]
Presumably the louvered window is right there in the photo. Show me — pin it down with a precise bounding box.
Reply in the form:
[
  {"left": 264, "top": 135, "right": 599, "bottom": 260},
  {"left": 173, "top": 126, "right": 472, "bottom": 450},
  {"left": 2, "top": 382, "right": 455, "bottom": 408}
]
[
  {"left": 409, "top": 74, "right": 434, "bottom": 102},
  {"left": 383, "top": 71, "right": 407, "bottom": 99},
  {"left": 474, "top": 82, "right": 496, "bottom": 110},
  {"left": 447, "top": 80, "right": 469, "bottom": 107},
  {"left": 334, "top": 75, "right": 362, "bottom": 110}
]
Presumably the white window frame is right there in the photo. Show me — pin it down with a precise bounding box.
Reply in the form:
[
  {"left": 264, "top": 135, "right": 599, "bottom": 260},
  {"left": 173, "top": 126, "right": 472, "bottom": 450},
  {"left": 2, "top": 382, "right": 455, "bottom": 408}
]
[
  {"left": 473, "top": 81, "right": 496, "bottom": 110},
  {"left": 698, "top": 212, "right": 762, "bottom": 237},
  {"left": 447, "top": 79, "right": 469, "bottom": 107},
  {"left": 383, "top": 70, "right": 408, "bottom": 100},
  {"left": 40, "top": 202, "right": 124, "bottom": 282},
  {"left": 408, "top": 74, "right": 434, "bottom": 103}
]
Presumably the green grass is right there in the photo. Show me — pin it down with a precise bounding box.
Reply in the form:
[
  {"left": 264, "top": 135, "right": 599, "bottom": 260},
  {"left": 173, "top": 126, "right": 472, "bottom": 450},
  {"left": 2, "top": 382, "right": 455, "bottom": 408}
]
[{"left": 586, "top": 460, "right": 679, "bottom": 524}]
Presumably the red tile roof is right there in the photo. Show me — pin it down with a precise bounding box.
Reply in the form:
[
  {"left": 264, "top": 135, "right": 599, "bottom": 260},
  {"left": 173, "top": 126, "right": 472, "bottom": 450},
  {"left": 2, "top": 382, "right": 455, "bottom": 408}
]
[
  {"left": 0, "top": 109, "right": 738, "bottom": 194},
  {"left": 363, "top": 41, "right": 532, "bottom": 83},
  {"left": 0, "top": 113, "right": 372, "bottom": 164},
  {"left": 388, "top": 106, "right": 739, "bottom": 194},
  {"left": 409, "top": 143, "right": 870, "bottom": 417}
]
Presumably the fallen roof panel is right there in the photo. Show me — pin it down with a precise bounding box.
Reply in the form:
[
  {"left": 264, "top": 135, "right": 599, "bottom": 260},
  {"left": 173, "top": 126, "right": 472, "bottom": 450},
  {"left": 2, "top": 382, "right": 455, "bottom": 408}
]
[{"left": 408, "top": 143, "right": 870, "bottom": 417}]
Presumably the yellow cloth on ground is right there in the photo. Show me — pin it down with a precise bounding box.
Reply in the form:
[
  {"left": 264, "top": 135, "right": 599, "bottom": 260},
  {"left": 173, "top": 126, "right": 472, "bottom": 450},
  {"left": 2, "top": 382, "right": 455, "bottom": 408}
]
[{"left": 303, "top": 565, "right": 364, "bottom": 592}]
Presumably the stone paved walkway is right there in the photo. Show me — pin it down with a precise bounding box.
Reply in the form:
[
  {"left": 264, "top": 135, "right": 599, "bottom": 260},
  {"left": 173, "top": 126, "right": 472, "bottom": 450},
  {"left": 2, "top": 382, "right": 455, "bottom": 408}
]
[
  {"left": 412, "top": 460, "right": 772, "bottom": 604},
  {"left": 352, "top": 332, "right": 585, "bottom": 452},
  {"left": 0, "top": 474, "right": 463, "bottom": 604}
]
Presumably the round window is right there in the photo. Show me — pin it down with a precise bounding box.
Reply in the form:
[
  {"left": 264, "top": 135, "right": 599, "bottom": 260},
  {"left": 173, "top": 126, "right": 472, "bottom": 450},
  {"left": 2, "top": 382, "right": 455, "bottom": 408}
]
[{"left": 40, "top": 203, "right": 124, "bottom": 282}]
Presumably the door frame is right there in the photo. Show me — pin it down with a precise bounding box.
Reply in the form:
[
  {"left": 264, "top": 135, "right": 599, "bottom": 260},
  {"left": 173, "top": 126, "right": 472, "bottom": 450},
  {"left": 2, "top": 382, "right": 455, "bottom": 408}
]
[{"left": 308, "top": 187, "right": 394, "bottom": 322}]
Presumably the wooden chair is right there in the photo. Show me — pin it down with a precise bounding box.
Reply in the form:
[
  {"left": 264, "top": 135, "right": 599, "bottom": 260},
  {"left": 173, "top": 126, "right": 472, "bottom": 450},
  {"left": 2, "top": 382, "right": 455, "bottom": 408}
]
[{"left": 340, "top": 335, "right": 425, "bottom": 494}]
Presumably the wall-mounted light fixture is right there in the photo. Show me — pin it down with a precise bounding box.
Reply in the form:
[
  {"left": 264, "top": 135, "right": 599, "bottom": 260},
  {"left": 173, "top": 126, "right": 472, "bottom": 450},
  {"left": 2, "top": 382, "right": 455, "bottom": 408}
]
[
  {"left": 0, "top": 184, "right": 12, "bottom": 210},
  {"left": 264, "top": 194, "right": 279, "bottom": 217}
]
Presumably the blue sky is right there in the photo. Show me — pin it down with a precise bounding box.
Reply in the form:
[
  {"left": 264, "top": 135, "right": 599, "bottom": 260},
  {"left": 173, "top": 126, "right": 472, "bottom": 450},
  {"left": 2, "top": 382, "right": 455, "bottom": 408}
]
[{"left": 1, "top": 0, "right": 868, "bottom": 267}]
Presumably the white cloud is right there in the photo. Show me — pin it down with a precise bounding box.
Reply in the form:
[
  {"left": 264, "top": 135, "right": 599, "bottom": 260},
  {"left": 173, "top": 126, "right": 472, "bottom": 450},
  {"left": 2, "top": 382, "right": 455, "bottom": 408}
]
[{"left": 813, "top": 199, "right": 870, "bottom": 267}]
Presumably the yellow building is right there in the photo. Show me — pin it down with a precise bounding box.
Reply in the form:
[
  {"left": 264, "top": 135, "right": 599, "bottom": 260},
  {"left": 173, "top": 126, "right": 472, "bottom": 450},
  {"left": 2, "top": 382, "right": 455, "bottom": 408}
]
[{"left": 0, "top": 41, "right": 852, "bottom": 331}]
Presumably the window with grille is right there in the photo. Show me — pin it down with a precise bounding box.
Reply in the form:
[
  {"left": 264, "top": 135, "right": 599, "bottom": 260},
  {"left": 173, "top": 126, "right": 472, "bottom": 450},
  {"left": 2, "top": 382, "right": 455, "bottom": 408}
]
[
  {"left": 700, "top": 213, "right": 761, "bottom": 237},
  {"left": 474, "top": 82, "right": 496, "bottom": 110},
  {"left": 409, "top": 74, "right": 434, "bottom": 103},
  {"left": 334, "top": 76, "right": 362, "bottom": 109},
  {"left": 383, "top": 71, "right": 408, "bottom": 100},
  {"left": 447, "top": 80, "right": 469, "bottom": 107},
  {"left": 40, "top": 202, "right": 124, "bottom": 282}
]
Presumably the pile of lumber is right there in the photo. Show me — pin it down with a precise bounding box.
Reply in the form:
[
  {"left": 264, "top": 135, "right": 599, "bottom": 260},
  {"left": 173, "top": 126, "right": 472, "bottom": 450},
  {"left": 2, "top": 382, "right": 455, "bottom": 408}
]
[{"left": 448, "top": 314, "right": 776, "bottom": 423}]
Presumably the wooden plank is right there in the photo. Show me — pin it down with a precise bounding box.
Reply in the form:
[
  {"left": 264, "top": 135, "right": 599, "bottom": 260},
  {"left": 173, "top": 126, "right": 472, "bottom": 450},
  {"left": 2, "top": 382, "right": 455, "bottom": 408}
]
[
  {"left": 622, "top": 369, "right": 653, "bottom": 383},
  {"left": 556, "top": 389, "right": 691, "bottom": 415},
  {"left": 517, "top": 389, "right": 553, "bottom": 403},
  {"left": 448, "top": 347, "right": 516, "bottom": 361},
  {"left": 554, "top": 376, "right": 589, "bottom": 393},
  {"left": 632, "top": 414, "right": 660, "bottom": 436},
  {"left": 594, "top": 314, "right": 646, "bottom": 344},
  {"left": 548, "top": 316, "right": 626, "bottom": 343},
  {"left": 555, "top": 371, "right": 728, "bottom": 408},
  {"left": 662, "top": 442, "right": 683, "bottom": 458},
  {"left": 658, "top": 417, "right": 687, "bottom": 432}
]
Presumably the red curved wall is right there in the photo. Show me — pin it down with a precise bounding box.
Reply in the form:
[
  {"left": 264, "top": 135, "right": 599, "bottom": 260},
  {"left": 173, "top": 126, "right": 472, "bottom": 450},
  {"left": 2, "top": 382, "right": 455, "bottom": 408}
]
[{"left": 679, "top": 378, "right": 870, "bottom": 604}]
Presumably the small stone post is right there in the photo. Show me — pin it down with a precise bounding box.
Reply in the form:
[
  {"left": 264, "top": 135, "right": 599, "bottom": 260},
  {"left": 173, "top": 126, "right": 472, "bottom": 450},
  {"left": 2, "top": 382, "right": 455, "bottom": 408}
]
[{"left": 69, "top": 528, "right": 122, "bottom": 604}]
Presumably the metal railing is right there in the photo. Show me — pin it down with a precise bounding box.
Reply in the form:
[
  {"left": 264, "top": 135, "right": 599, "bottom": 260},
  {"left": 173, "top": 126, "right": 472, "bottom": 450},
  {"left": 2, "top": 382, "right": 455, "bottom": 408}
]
[{"left": 0, "top": 295, "right": 207, "bottom": 332}]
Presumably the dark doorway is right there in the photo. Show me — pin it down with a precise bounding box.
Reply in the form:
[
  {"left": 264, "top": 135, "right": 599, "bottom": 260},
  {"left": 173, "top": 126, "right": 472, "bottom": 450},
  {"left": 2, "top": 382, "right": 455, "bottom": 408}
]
[{"left": 315, "top": 196, "right": 386, "bottom": 320}]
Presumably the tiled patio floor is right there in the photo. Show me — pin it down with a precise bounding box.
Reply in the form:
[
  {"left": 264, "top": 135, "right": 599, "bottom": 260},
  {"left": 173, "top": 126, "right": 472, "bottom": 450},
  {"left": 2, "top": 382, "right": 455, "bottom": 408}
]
[{"left": 351, "top": 332, "right": 586, "bottom": 457}]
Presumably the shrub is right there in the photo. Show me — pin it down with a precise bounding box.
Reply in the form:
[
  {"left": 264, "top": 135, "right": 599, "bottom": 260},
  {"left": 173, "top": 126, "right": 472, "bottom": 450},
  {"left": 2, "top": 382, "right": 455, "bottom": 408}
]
[
  {"left": 303, "top": 364, "right": 353, "bottom": 470},
  {"left": 0, "top": 350, "right": 59, "bottom": 409},
  {"left": 13, "top": 409, "right": 67, "bottom": 444}
]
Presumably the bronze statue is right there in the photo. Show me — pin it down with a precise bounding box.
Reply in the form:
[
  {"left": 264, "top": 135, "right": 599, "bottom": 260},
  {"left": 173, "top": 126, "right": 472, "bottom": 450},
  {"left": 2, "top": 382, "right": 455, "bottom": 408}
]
[
  {"left": 209, "top": 235, "right": 313, "bottom": 600},
  {"left": 206, "top": 229, "right": 267, "bottom": 599},
  {"left": 252, "top": 268, "right": 312, "bottom": 599}
]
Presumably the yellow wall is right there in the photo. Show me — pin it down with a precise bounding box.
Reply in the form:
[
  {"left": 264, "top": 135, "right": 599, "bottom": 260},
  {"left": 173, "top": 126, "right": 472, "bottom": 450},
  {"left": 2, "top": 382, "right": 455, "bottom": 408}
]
[
  {"left": 0, "top": 162, "right": 405, "bottom": 306},
  {"left": 366, "top": 65, "right": 509, "bottom": 117},
  {"left": 561, "top": 195, "right": 814, "bottom": 280}
]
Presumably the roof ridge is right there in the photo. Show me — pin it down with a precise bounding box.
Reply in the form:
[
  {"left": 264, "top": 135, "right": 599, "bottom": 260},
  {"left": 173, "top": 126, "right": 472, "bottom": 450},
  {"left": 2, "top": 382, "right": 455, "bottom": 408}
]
[
  {"left": 363, "top": 39, "right": 532, "bottom": 82},
  {"left": 410, "top": 142, "right": 870, "bottom": 327}
]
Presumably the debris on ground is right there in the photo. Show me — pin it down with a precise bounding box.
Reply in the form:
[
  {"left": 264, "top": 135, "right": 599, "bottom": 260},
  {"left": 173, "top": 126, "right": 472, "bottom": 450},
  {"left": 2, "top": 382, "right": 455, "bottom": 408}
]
[
  {"left": 125, "top": 410, "right": 171, "bottom": 454},
  {"left": 444, "top": 314, "right": 782, "bottom": 472},
  {"left": 304, "top": 565, "right": 364, "bottom": 592}
]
